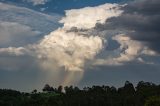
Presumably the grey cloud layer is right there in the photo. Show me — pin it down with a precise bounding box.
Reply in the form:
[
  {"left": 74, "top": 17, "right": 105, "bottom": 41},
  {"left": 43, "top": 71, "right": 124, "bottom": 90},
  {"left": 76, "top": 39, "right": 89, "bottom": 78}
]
[
  {"left": 0, "top": 2, "right": 61, "bottom": 47},
  {"left": 0, "top": 2, "right": 61, "bottom": 34},
  {"left": 97, "top": 0, "right": 160, "bottom": 53},
  {"left": 0, "top": 22, "right": 40, "bottom": 47}
]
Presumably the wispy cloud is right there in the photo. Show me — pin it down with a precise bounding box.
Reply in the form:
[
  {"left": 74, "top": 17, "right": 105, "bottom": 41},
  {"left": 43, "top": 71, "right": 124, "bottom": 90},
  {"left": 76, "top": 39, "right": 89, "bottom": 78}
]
[{"left": 24, "top": 0, "right": 49, "bottom": 5}]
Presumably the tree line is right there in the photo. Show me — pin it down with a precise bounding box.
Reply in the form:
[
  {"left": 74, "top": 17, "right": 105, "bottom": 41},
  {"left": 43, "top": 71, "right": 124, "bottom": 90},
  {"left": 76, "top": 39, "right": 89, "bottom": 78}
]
[{"left": 0, "top": 81, "right": 160, "bottom": 106}]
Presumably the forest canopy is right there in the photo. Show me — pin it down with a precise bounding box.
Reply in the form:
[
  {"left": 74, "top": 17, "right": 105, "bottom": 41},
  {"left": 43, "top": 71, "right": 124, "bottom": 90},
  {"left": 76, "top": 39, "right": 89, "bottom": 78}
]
[{"left": 0, "top": 81, "right": 160, "bottom": 106}]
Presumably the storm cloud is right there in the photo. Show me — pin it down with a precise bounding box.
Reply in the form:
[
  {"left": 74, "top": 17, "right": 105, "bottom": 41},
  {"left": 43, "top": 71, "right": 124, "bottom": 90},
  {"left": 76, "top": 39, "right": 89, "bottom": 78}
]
[
  {"left": 97, "top": 0, "right": 160, "bottom": 53},
  {"left": 0, "top": 3, "right": 124, "bottom": 86}
]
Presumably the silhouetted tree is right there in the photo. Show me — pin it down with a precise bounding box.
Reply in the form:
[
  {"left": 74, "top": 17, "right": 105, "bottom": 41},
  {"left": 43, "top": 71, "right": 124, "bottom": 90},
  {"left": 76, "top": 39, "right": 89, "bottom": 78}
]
[
  {"left": 57, "top": 85, "right": 63, "bottom": 93},
  {"left": 31, "top": 89, "right": 37, "bottom": 94},
  {"left": 42, "top": 84, "right": 54, "bottom": 92},
  {"left": 0, "top": 81, "right": 160, "bottom": 106}
]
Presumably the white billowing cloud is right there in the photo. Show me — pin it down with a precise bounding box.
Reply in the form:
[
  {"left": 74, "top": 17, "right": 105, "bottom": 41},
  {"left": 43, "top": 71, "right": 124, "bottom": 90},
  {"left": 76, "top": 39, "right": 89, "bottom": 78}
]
[
  {"left": 112, "top": 35, "right": 143, "bottom": 62},
  {"left": 24, "top": 0, "right": 49, "bottom": 5},
  {"left": 94, "top": 34, "right": 159, "bottom": 66},
  {"left": 60, "top": 3, "right": 123, "bottom": 29},
  {"left": 36, "top": 28, "right": 103, "bottom": 71},
  {"left": 113, "top": 35, "right": 159, "bottom": 62},
  {"left": 0, "top": 21, "right": 40, "bottom": 47}
]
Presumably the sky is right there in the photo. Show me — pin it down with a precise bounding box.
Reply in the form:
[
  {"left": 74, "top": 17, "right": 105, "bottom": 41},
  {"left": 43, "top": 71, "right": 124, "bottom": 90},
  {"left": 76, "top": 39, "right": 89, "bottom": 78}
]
[{"left": 0, "top": 0, "right": 160, "bottom": 92}]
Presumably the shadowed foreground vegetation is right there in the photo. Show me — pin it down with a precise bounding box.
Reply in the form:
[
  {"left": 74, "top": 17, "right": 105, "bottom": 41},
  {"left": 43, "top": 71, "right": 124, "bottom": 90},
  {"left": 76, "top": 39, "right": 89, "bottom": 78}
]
[{"left": 0, "top": 81, "right": 160, "bottom": 106}]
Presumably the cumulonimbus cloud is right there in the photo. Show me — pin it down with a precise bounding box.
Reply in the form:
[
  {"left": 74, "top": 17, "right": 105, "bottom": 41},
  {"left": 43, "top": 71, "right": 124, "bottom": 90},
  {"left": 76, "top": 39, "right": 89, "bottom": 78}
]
[
  {"left": 0, "top": 3, "right": 123, "bottom": 72},
  {"left": 0, "top": 3, "right": 124, "bottom": 86}
]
